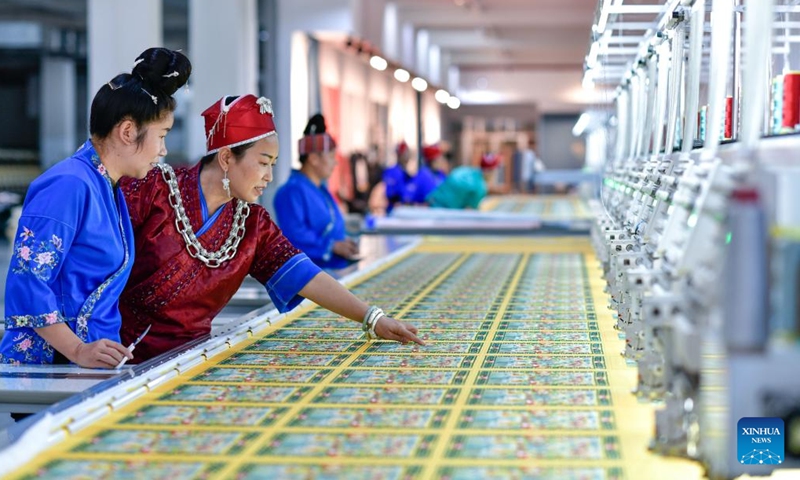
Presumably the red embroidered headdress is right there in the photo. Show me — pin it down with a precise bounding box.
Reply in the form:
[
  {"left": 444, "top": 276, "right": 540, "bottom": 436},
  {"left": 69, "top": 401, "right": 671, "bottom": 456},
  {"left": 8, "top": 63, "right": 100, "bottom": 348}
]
[
  {"left": 298, "top": 133, "right": 337, "bottom": 155},
  {"left": 422, "top": 144, "right": 442, "bottom": 164},
  {"left": 480, "top": 153, "right": 500, "bottom": 170},
  {"left": 202, "top": 94, "right": 276, "bottom": 155},
  {"left": 298, "top": 113, "right": 337, "bottom": 155},
  {"left": 396, "top": 141, "right": 409, "bottom": 157}
]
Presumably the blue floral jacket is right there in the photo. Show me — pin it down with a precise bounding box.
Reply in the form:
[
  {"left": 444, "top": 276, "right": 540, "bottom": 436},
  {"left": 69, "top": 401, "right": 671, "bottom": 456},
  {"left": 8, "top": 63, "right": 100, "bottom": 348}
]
[{"left": 0, "top": 140, "right": 135, "bottom": 364}]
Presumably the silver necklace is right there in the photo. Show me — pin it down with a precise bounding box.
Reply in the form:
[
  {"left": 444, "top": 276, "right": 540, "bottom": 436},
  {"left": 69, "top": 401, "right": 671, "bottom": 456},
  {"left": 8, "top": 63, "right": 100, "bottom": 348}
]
[{"left": 155, "top": 163, "right": 250, "bottom": 268}]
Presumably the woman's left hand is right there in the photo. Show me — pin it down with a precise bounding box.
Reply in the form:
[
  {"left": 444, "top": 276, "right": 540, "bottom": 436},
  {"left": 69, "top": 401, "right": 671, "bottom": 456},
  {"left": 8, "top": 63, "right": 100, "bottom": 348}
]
[{"left": 374, "top": 316, "right": 425, "bottom": 346}]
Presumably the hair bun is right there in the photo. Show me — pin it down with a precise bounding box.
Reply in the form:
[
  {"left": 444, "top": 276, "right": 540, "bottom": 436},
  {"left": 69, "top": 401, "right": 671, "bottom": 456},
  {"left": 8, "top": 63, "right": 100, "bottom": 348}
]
[
  {"left": 131, "top": 47, "right": 191, "bottom": 96},
  {"left": 303, "top": 113, "right": 327, "bottom": 135}
]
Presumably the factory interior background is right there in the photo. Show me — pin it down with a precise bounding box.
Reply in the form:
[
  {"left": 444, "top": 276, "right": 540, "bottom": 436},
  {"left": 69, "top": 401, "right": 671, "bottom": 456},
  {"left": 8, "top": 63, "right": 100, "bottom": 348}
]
[{"left": 1, "top": 1, "right": 800, "bottom": 479}]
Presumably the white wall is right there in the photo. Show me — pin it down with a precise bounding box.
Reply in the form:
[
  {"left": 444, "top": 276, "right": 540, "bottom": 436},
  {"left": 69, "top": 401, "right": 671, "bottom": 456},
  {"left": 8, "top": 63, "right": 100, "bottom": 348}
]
[
  {"left": 316, "top": 40, "right": 440, "bottom": 163},
  {"left": 421, "top": 90, "right": 442, "bottom": 145},
  {"left": 381, "top": 1, "right": 399, "bottom": 61},
  {"left": 187, "top": 0, "right": 259, "bottom": 162},
  {"left": 388, "top": 82, "right": 418, "bottom": 163},
  {"left": 269, "top": 0, "right": 447, "bottom": 207},
  {"left": 40, "top": 57, "right": 76, "bottom": 168},
  {"left": 270, "top": 0, "right": 356, "bottom": 211},
  {"left": 87, "top": 0, "right": 162, "bottom": 104},
  {"left": 458, "top": 69, "right": 608, "bottom": 114}
]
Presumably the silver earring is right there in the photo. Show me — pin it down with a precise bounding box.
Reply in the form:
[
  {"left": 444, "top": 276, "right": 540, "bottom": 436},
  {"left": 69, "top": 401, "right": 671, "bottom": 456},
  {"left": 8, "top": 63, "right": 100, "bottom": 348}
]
[{"left": 222, "top": 171, "right": 231, "bottom": 197}]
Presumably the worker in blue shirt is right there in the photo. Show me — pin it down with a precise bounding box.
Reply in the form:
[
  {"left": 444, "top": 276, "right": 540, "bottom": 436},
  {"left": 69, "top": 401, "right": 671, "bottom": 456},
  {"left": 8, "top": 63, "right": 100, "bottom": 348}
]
[
  {"left": 426, "top": 152, "right": 502, "bottom": 209},
  {"left": 274, "top": 114, "right": 358, "bottom": 269},
  {"left": 382, "top": 141, "right": 438, "bottom": 211}
]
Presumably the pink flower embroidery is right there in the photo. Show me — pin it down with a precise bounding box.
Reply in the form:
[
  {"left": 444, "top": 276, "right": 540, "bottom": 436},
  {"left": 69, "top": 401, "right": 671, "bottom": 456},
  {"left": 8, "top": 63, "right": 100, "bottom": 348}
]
[
  {"left": 19, "top": 246, "right": 31, "bottom": 261},
  {"left": 97, "top": 164, "right": 107, "bottom": 175},
  {"left": 35, "top": 252, "right": 53, "bottom": 265},
  {"left": 44, "top": 312, "right": 59, "bottom": 324},
  {"left": 51, "top": 235, "right": 63, "bottom": 250},
  {"left": 20, "top": 227, "right": 34, "bottom": 240},
  {"left": 18, "top": 337, "right": 33, "bottom": 352}
]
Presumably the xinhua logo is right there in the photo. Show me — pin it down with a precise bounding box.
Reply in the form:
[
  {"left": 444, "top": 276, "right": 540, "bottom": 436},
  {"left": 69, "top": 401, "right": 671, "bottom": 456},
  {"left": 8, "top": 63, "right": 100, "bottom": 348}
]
[{"left": 738, "top": 417, "right": 784, "bottom": 465}]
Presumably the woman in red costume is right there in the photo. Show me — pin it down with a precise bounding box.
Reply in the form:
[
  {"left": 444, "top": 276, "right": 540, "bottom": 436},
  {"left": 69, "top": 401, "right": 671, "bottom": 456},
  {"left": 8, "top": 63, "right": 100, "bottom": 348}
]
[{"left": 119, "top": 94, "right": 423, "bottom": 361}]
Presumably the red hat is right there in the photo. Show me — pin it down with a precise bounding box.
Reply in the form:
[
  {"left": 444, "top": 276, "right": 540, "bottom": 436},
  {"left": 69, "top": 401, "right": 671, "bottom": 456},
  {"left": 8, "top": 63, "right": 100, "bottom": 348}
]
[
  {"left": 202, "top": 94, "right": 276, "bottom": 155},
  {"left": 298, "top": 134, "right": 337, "bottom": 155},
  {"left": 298, "top": 113, "right": 337, "bottom": 155},
  {"left": 422, "top": 144, "right": 442, "bottom": 163},
  {"left": 396, "top": 141, "right": 409, "bottom": 156},
  {"left": 480, "top": 153, "right": 500, "bottom": 170}
]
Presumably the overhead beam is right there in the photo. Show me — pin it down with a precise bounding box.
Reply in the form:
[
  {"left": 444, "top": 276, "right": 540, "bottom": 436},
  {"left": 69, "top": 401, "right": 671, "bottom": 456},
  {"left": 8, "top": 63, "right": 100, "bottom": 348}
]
[
  {"left": 607, "top": 21, "right": 657, "bottom": 30},
  {"left": 398, "top": 7, "right": 593, "bottom": 29},
  {"left": 426, "top": 29, "right": 588, "bottom": 50},
  {"left": 459, "top": 63, "right": 583, "bottom": 72},
  {"left": 448, "top": 49, "right": 585, "bottom": 67}
]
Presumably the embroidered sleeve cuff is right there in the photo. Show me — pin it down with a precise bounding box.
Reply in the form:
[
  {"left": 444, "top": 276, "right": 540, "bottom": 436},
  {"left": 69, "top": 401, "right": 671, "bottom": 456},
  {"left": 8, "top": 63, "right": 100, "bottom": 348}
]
[
  {"left": 264, "top": 253, "right": 322, "bottom": 312},
  {"left": 6, "top": 310, "right": 67, "bottom": 329}
]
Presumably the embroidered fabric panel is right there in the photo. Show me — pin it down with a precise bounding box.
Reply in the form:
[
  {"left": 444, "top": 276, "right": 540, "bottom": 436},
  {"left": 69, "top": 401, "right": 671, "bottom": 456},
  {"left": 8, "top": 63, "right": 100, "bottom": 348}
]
[
  {"left": 6, "top": 238, "right": 701, "bottom": 480},
  {"left": 11, "top": 226, "right": 65, "bottom": 283}
]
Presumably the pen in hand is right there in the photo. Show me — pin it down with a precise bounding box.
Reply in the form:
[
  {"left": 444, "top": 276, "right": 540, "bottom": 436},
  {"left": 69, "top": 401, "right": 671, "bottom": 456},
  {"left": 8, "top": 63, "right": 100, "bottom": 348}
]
[
  {"left": 115, "top": 324, "right": 151, "bottom": 369},
  {"left": 115, "top": 342, "right": 136, "bottom": 368}
]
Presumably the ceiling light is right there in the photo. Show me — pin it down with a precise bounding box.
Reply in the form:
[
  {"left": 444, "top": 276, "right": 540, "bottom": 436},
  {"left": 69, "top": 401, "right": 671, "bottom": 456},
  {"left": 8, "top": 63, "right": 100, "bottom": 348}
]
[
  {"left": 394, "top": 68, "right": 410, "bottom": 82},
  {"left": 369, "top": 55, "right": 388, "bottom": 71},
  {"left": 447, "top": 97, "right": 461, "bottom": 109},
  {"left": 411, "top": 77, "right": 428, "bottom": 92},
  {"left": 435, "top": 89, "right": 450, "bottom": 104}
]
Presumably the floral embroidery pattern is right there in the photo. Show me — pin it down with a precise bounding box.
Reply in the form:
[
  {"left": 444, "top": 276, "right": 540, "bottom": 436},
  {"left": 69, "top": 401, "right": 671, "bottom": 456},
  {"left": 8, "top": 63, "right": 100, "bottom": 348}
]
[
  {"left": 91, "top": 153, "right": 114, "bottom": 188},
  {"left": 12, "top": 227, "right": 64, "bottom": 282},
  {"left": 7, "top": 310, "right": 66, "bottom": 329},
  {"left": 76, "top": 314, "right": 90, "bottom": 341},
  {"left": 0, "top": 331, "right": 54, "bottom": 364}
]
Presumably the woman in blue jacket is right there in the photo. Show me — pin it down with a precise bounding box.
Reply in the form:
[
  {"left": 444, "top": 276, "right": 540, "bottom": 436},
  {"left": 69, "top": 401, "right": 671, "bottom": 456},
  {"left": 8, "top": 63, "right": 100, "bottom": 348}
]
[
  {"left": 0, "top": 48, "right": 191, "bottom": 368},
  {"left": 274, "top": 114, "right": 358, "bottom": 269}
]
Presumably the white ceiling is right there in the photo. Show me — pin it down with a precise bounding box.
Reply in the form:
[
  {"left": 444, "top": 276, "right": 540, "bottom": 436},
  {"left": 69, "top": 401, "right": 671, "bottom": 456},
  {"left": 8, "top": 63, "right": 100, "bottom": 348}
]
[
  {"left": 384, "top": 0, "right": 603, "bottom": 113},
  {"left": 0, "top": 0, "right": 622, "bottom": 114}
]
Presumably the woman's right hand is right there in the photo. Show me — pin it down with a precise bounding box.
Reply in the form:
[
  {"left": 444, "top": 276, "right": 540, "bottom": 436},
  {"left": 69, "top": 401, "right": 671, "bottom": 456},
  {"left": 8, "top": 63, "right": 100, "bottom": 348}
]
[
  {"left": 36, "top": 323, "right": 134, "bottom": 369},
  {"left": 72, "top": 339, "right": 132, "bottom": 369},
  {"left": 374, "top": 316, "right": 426, "bottom": 346}
]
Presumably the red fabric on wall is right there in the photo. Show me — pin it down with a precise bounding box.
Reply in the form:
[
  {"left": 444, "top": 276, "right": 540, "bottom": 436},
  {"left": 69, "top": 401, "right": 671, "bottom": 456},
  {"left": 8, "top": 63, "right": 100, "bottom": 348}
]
[{"left": 321, "top": 86, "right": 353, "bottom": 209}]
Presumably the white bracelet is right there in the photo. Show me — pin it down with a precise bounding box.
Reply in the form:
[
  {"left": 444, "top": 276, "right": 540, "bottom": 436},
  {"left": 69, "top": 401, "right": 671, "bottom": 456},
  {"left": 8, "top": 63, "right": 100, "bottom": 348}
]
[
  {"left": 363, "top": 306, "right": 384, "bottom": 340},
  {"left": 368, "top": 312, "right": 384, "bottom": 340},
  {"left": 367, "top": 308, "right": 383, "bottom": 340},
  {"left": 363, "top": 306, "right": 379, "bottom": 333}
]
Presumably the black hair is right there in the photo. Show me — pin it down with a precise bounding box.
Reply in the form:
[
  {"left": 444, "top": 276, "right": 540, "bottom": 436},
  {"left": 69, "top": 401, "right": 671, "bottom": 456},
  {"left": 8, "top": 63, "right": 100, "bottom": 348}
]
[
  {"left": 199, "top": 142, "right": 256, "bottom": 166},
  {"left": 90, "top": 47, "right": 192, "bottom": 142},
  {"left": 299, "top": 113, "right": 327, "bottom": 165}
]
